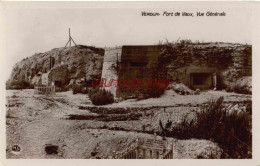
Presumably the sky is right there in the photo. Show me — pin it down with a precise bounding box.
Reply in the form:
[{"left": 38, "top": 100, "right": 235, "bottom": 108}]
[{"left": 0, "top": 2, "right": 253, "bottom": 81}]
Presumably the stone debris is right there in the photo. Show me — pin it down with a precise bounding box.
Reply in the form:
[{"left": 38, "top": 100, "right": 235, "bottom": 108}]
[
  {"left": 194, "top": 89, "right": 200, "bottom": 95},
  {"left": 168, "top": 83, "right": 194, "bottom": 95}
]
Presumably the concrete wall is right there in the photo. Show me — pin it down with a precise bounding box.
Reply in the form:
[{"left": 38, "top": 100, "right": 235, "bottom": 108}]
[
  {"left": 117, "top": 46, "right": 162, "bottom": 98},
  {"left": 101, "top": 43, "right": 252, "bottom": 98},
  {"left": 164, "top": 43, "right": 252, "bottom": 90},
  {"left": 41, "top": 72, "right": 49, "bottom": 85},
  {"left": 101, "top": 47, "right": 122, "bottom": 97}
]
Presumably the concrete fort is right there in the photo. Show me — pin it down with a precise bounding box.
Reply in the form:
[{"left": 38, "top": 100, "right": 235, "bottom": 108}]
[{"left": 101, "top": 43, "right": 251, "bottom": 99}]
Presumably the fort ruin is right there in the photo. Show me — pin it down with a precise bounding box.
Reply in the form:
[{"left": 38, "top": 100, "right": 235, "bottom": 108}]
[{"left": 101, "top": 42, "right": 252, "bottom": 99}]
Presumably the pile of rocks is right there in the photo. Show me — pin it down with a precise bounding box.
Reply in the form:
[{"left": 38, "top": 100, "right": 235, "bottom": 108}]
[{"left": 168, "top": 83, "right": 194, "bottom": 95}]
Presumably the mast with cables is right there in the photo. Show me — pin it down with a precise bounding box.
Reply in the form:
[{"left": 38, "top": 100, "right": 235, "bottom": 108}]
[{"left": 65, "top": 28, "right": 77, "bottom": 47}]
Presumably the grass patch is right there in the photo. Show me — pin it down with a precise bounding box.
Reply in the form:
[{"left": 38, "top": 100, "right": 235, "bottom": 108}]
[
  {"left": 8, "top": 80, "right": 33, "bottom": 90},
  {"left": 233, "top": 84, "right": 251, "bottom": 95},
  {"left": 163, "top": 97, "right": 251, "bottom": 158},
  {"left": 88, "top": 87, "right": 114, "bottom": 105},
  {"left": 72, "top": 84, "right": 88, "bottom": 94}
]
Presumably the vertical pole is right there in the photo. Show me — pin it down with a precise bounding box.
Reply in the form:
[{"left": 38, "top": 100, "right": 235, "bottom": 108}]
[
  {"left": 143, "top": 149, "right": 146, "bottom": 159},
  {"left": 136, "top": 147, "right": 139, "bottom": 159},
  {"left": 69, "top": 28, "right": 71, "bottom": 47}
]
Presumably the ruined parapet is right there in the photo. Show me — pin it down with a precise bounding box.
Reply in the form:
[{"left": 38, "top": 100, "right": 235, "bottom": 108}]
[
  {"left": 9, "top": 45, "right": 104, "bottom": 88},
  {"left": 101, "top": 47, "right": 122, "bottom": 97}
]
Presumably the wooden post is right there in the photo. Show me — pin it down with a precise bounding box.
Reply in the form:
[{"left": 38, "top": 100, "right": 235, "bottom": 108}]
[
  {"left": 136, "top": 147, "right": 139, "bottom": 159},
  {"left": 156, "top": 150, "right": 159, "bottom": 159}
]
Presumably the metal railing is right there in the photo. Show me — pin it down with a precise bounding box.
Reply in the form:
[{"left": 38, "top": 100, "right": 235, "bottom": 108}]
[{"left": 34, "top": 85, "right": 55, "bottom": 94}]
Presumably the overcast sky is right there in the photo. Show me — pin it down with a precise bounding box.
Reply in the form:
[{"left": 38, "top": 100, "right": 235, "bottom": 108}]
[{"left": 0, "top": 2, "right": 253, "bottom": 81}]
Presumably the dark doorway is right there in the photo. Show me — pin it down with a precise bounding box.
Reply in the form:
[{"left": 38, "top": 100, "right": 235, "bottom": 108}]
[
  {"left": 54, "top": 81, "right": 62, "bottom": 87},
  {"left": 190, "top": 73, "right": 213, "bottom": 90}
]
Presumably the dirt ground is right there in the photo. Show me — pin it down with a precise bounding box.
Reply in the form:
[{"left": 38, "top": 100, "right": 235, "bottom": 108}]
[{"left": 6, "top": 89, "right": 251, "bottom": 159}]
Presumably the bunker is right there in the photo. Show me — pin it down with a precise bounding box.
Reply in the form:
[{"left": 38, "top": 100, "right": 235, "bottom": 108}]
[{"left": 101, "top": 43, "right": 251, "bottom": 99}]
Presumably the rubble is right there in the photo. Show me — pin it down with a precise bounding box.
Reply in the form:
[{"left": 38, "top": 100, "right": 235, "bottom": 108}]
[{"left": 168, "top": 83, "right": 194, "bottom": 95}]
